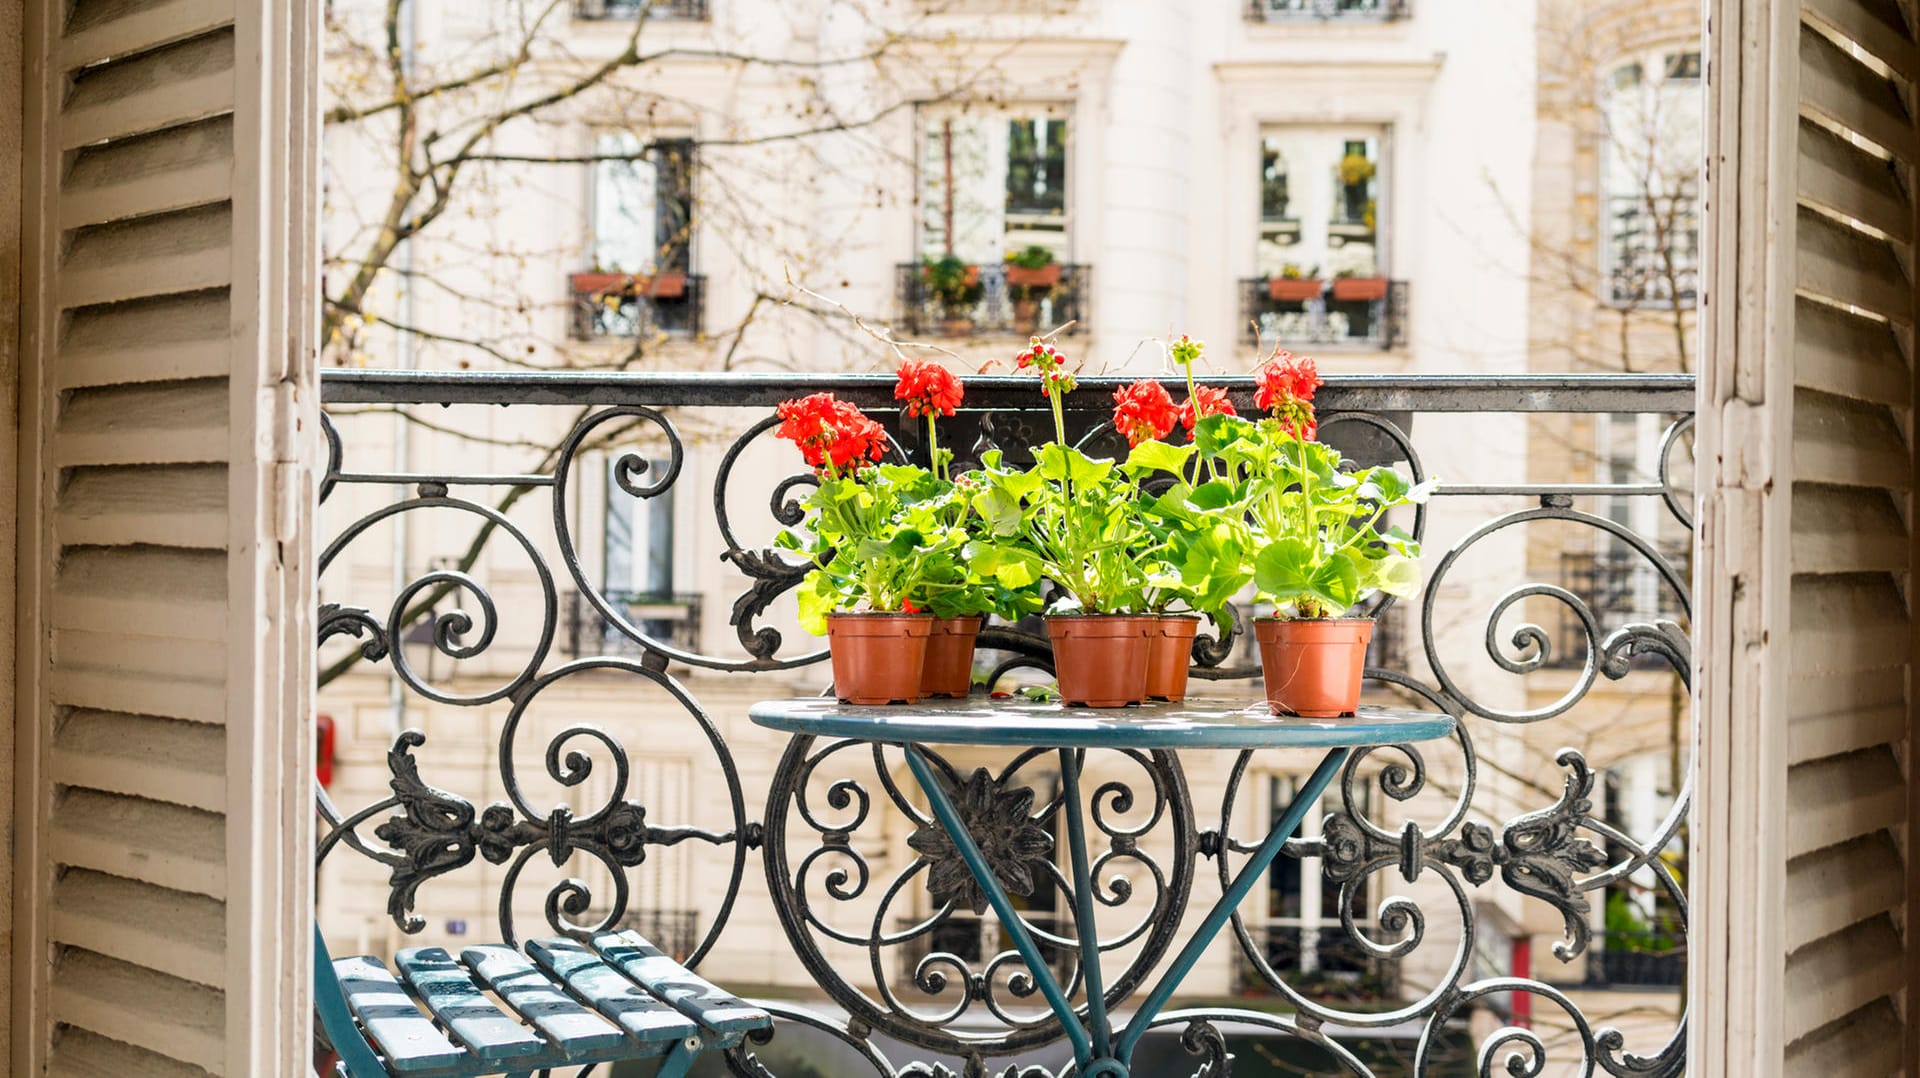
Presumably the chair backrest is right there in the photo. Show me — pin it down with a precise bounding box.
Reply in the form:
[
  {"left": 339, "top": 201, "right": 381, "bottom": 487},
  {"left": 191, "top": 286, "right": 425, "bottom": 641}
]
[{"left": 314, "top": 925, "right": 392, "bottom": 1077}]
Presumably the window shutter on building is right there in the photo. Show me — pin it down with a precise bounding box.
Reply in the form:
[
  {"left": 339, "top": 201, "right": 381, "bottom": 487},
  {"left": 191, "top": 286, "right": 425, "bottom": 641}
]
[
  {"left": 14, "top": 1, "right": 317, "bottom": 1075},
  {"left": 1700, "top": 0, "right": 1918, "bottom": 1073}
]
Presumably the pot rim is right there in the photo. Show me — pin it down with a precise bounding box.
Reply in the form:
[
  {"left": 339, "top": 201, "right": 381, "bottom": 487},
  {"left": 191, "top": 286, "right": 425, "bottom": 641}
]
[
  {"left": 1044, "top": 611, "right": 1153, "bottom": 619},
  {"left": 1253, "top": 614, "right": 1377, "bottom": 623},
  {"left": 827, "top": 611, "right": 936, "bottom": 620}
]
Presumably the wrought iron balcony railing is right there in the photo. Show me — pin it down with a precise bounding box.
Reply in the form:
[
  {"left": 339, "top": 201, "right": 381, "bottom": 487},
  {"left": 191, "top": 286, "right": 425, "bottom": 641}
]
[
  {"left": 1554, "top": 543, "right": 1691, "bottom": 669},
  {"left": 569, "top": 270, "right": 706, "bottom": 341},
  {"left": 1232, "top": 922, "right": 1402, "bottom": 1007},
  {"left": 317, "top": 369, "right": 1694, "bottom": 1078},
  {"left": 574, "top": 0, "right": 709, "bottom": 19},
  {"left": 1239, "top": 277, "right": 1408, "bottom": 349},
  {"left": 564, "top": 589, "right": 703, "bottom": 661},
  {"left": 1246, "top": 0, "right": 1412, "bottom": 21},
  {"left": 895, "top": 262, "right": 1090, "bottom": 339}
]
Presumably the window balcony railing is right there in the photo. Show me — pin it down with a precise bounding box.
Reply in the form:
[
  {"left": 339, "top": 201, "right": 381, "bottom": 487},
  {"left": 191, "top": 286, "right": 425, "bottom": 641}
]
[
  {"left": 564, "top": 589, "right": 703, "bottom": 660},
  {"left": 317, "top": 369, "right": 1694, "bottom": 1076},
  {"left": 1246, "top": 0, "right": 1411, "bottom": 21},
  {"left": 569, "top": 271, "right": 705, "bottom": 341},
  {"left": 1608, "top": 193, "right": 1700, "bottom": 308},
  {"left": 1233, "top": 922, "right": 1402, "bottom": 1007},
  {"left": 895, "top": 262, "right": 1090, "bottom": 339},
  {"left": 574, "top": 0, "right": 709, "bottom": 19},
  {"left": 1553, "top": 542, "right": 1690, "bottom": 669},
  {"left": 1239, "top": 276, "right": 1408, "bottom": 349},
  {"left": 1583, "top": 929, "right": 1686, "bottom": 988}
]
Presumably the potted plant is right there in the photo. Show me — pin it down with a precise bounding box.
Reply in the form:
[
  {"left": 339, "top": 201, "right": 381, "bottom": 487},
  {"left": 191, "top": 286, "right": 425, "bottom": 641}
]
[
  {"left": 1197, "top": 352, "right": 1431, "bottom": 716},
  {"left": 966, "top": 340, "right": 1155, "bottom": 707},
  {"left": 774, "top": 392, "right": 966, "bottom": 704},
  {"left": 924, "top": 255, "right": 983, "bottom": 337},
  {"left": 1267, "top": 263, "right": 1324, "bottom": 303},
  {"left": 892, "top": 361, "right": 1043, "bottom": 697},
  {"left": 1004, "top": 245, "right": 1062, "bottom": 336}
]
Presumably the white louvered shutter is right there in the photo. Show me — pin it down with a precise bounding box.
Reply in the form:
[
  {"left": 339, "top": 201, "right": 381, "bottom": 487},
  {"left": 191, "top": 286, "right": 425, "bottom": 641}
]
[
  {"left": 1699, "top": 0, "right": 1918, "bottom": 1073},
  {"left": 14, "top": 1, "right": 317, "bottom": 1075}
]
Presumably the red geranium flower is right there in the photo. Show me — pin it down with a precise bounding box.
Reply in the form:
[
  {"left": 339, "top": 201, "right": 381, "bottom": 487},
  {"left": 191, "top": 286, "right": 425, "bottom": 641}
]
[
  {"left": 1177, "top": 384, "right": 1237, "bottom": 432},
  {"left": 1112, "top": 379, "right": 1178, "bottom": 447},
  {"left": 775, "top": 392, "right": 890, "bottom": 472},
  {"left": 1015, "top": 338, "right": 1076, "bottom": 398},
  {"left": 1254, "top": 350, "right": 1322, "bottom": 412},
  {"left": 895, "top": 360, "right": 964, "bottom": 418}
]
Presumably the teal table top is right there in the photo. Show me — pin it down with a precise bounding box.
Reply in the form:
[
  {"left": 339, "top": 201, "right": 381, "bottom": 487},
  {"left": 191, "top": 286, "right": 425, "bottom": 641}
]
[{"left": 748, "top": 697, "right": 1455, "bottom": 750}]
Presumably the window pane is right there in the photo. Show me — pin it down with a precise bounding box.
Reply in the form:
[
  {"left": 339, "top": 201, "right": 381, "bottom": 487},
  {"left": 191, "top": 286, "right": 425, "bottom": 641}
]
[
  {"left": 920, "top": 109, "right": 1068, "bottom": 264},
  {"left": 593, "top": 132, "right": 656, "bottom": 273},
  {"left": 1255, "top": 126, "right": 1382, "bottom": 280}
]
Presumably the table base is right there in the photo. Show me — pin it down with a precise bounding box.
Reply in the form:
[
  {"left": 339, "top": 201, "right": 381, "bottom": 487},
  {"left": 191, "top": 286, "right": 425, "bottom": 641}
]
[{"left": 903, "top": 744, "right": 1352, "bottom": 1076}]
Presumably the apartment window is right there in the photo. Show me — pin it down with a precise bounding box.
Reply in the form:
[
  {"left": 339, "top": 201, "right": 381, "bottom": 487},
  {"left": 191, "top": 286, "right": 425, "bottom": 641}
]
[
  {"left": 920, "top": 106, "right": 1070, "bottom": 264},
  {"left": 572, "top": 135, "right": 701, "bottom": 339},
  {"left": 600, "top": 457, "right": 698, "bottom": 650},
  {"left": 1247, "top": 0, "right": 1410, "bottom": 21},
  {"left": 592, "top": 134, "right": 694, "bottom": 275},
  {"left": 1247, "top": 126, "right": 1395, "bottom": 348},
  {"left": 1601, "top": 49, "right": 1702, "bottom": 307}
]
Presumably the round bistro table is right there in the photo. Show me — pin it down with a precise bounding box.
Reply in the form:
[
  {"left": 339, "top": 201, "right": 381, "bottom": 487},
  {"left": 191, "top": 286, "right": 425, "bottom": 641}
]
[{"left": 749, "top": 696, "right": 1456, "bottom": 1078}]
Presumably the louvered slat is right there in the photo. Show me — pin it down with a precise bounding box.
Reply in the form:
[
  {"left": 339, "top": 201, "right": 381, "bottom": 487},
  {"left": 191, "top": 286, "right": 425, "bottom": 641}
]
[
  {"left": 1799, "top": 26, "right": 1914, "bottom": 162},
  {"left": 60, "top": 0, "right": 235, "bottom": 70},
  {"left": 1783, "top": 998, "right": 1908, "bottom": 1076},
  {"left": 59, "top": 29, "right": 235, "bottom": 150},
  {"left": 58, "top": 204, "right": 233, "bottom": 309},
  {"left": 1802, "top": 0, "right": 1920, "bottom": 85},
  {"left": 1785, "top": 746, "right": 1908, "bottom": 858},
  {"left": 54, "top": 378, "right": 230, "bottom": 466},
  {"left": 48, "top": 628, "right": 227, "bottom": 721},
  {"left": 60, "top": 116, "right": 234, "bottom": 230},
  {"left": 49, "top": 950, "right": 226, "bottom": 1074},
  {"left": 52, "top": 546, "right": 227, "bottom": 641},
  {"left": 56, "top": 291, "right": 233, "bottom": 390},
  {"left": 1786, "top": 574, "right": 1909, "bottom": 674},
  {"left": 1794, "top": 208, "right": 1912, "bottom": 322},
  {"left": 57, "top": 465, "right": 229, "bottom": 549},
  {"left": 44, "top": 1028, "right": 219, "bottom": 1078},
  {"left": 1790, "top": 388, "right": 1910, "bottom": 489},
  {"left": 1787, "top": 666, "right": 1908, "bottom": 764},
  {"left": 1796, "top": 119, "right": 1910, "bottom": 243},
  {"left": 1782, "top": 915, "right": 1908, "bottom": 1042},
  {"left": 51, "top": 710, "right": 224, "bottom": 812},
  {"left": 1791, "top": 298, "right": 1909, "bottom": 409},
  {"left": 48, "top": 870, "right": 226, "bottom": 988},
  {"left": 1786, "top": 833, "right": 1907, "bottom": 950},
  {"left": 48, "top": 790, "right": 225, "bottom": 900},
  {"left": 1788, "top": 485, "right": 1907, "bottom": 575}
]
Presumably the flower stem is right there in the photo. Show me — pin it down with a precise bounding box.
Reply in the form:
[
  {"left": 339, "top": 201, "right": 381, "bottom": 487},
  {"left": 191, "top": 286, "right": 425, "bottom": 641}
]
[{"left": 927, "top": 412, "right": 942, "bottom": 481}]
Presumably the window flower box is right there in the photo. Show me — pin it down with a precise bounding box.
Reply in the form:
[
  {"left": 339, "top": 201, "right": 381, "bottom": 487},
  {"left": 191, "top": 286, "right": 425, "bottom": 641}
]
[
  {"left": 1330, "top": 276, "right": 1389, "bottom": 302},
  {"left": 1268, "top": 277, "right": 1326, "bottom": 302}
]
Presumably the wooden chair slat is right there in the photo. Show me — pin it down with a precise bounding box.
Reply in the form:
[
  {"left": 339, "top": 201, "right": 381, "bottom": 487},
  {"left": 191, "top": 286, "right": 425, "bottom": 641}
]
[
  {"left": 459, "top": 944, "right": 632, "bottom": 1060},
  {"left": 332, "top": 955, "right": 474, "bottom": 1073},
  {"left": 525, "top": 937, "right": 699, "bottom": 1044},
  {"left": 392, "top": 948, "right": 548, "bottom": 1063},
  {"left": 590, "top": 931, "right": 772, "bottom": 1037}
]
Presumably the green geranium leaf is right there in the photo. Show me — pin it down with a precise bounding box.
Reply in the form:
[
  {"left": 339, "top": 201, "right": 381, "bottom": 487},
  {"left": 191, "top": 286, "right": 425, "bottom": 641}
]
[{"left": 1123, "top": 439, "right": 1196, "bottom": 478}]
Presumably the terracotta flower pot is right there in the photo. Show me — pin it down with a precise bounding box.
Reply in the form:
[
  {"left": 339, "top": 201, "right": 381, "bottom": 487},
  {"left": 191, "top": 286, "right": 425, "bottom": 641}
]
[
  {"left": 1144, "top": 615, "right": 1201, "bottom": 702},
  {"left": 1255, "top": 617, "right": 1373, "bottom": 717},
  {"left": 1268, "top": 278, "right": 1325, "bottom": 302},
  {"left": 828, "top": 613, "right": 934, "bottom": 705},
  {"left": 1011, "top": 297, "right": 1040, "bottom": 336},
  {"left": 1046, "top": 615, "right": 1153, "bottom": 707},
  {"left": 1330, "top": 276, "right": 1389, "bottom": 302},
  {"left": 920, "top": 616, "right": 984, "bottom": 699}
]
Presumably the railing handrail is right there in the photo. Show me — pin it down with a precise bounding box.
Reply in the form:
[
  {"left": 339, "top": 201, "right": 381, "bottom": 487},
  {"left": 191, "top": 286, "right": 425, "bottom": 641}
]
[{"left": 320, "top": 368, "right": 1696, "bottom": 413}]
